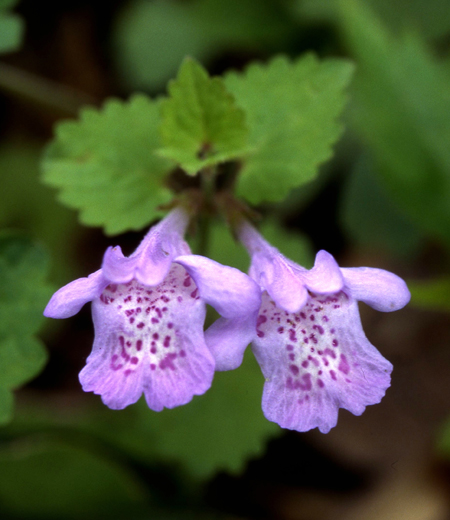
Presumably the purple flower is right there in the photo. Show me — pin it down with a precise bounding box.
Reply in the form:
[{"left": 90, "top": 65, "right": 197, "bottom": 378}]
[
  {"left": 44, "top": 209, "right": 261, "bottom": 411},
  {"left": 238, "top": 222, "right": 411, "bottom": 433}
]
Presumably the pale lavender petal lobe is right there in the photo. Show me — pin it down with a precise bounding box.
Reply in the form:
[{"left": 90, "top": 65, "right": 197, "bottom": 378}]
[
  {"left": 44, "top": 270, "right": 107, "bottom": 319},
  {"left": 102, "top": 208, "right": 190, "bottom": 287},
  {"left": 79, "top": 264, "right": 214, "bottom": 410},
  {"left": 341, "top": 267, "right": 411, "bottom": 312},
  {"left": 238, "top": 221, "right": 309, "bottom": 313},
  {"left": 252, "top": 291, "right": 392, "bottom": 433},
  {"left": 175, "top": 255, "right": 261, "bottom": 370},
  {"left": 303, "top": 250, "right": 344, "bottom": 294}
]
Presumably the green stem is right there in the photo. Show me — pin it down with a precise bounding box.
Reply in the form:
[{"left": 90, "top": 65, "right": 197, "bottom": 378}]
[
  {"left": 195, "top": 167, "right": 217, "bottom": 256},
  {"left": 0, "top": 61, "right": 97, "bottom": 114}
]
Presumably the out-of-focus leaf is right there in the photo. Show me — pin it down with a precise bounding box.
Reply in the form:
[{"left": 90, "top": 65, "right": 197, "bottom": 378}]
[
  {"left": 296, "top": 0, "right": 450, "bottom": 40},
  {"left": 408, "top": 277, "right": 450, "bottom": 312},
  {"left": 112, "top": 0, "right": 288, "bottom": 90},
  {"left": 340, "top": 153, "right": 422, "bottom": 258},
  {"left": 339, "top": 0, "right": 450, "bottom": 246},
  {"left": 437, "top": 417, "right": 450, "bottom": 460},
  {"left": 0, "top": 387, "right": 13, "bottom": 425},
  {"left": 0, "top": 233, "right": 53, "bottom": 425},
  {"left": 0, "top": 0, "right": 23, "bottom": 54},
  {"left": 0, "top": 143, "right": 80, "bottom": 285},
  {"left": 42, "top": 95, "right": 174, "bottom": 235},
  {"left": 84, "top": 350, "right": 279, "bottom": 480},
  {"left": 159, "top": 58, "right": 249, "bottom": 175},
  {"left": 0, "top": 13, "right": 23, "bottom": 53},
  {"left": 224, "top": 55, "right": 354, "bottom": 205},
  {"left": 0, "top": 438, "right": 148, "bottom": 519}
]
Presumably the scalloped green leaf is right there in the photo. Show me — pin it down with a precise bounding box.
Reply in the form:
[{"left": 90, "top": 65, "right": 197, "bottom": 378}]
[
  {"left": 0, "top": 233, "right": 53, "bottom": 425},
  {"left": 159, "top": 58, "right": 250, "bottom": 175},
  {"left": 224, "top": 54, "right": 354, "bottom": 205},
  {"left": 42, "top": 95, "right": 175, "bottom": 235}
]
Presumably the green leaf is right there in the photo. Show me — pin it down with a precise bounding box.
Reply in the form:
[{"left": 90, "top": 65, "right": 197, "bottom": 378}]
[
  {"left": 339, "top": 0, "right": 450, "bottom": 245},
  {"left": 437, "top": 416, "right": 450, "bottom": 460},
  {"left": 0, "top": 439, "right": 148, "bottom": 519},
  {"left": 224, "top": 55, "right": 354, "bottom": 204},
  {"left": 86, "top": 350, "right": 279, "bottom": 479},
  {"left": 295, "top": 0, "right": 450, "bottom": 41},
  {"left": 0, "top": 387, "right": 13, "bottom": 426},
  {"left": 0, "top": 13, "right": 23, "bottom": 53},
  {"left": 0, "top": 0, "right": 20, "bottom": 9},
  {"left": 0, "top": 233, "right": 53, "bottom": 425},
  {"left": 0, "top": 336, "right": 47, "bottom": 388},
  {"left": 112, "top": 0, "right": 289, "bottom": 90},
  {"left": 408, "top": 278, "right": 450, "bottom": 312},
  {"left": 0, "top": 142, "right": 80, "bottom": 286},
  {"left": 159, "top": 58, "right": 249, "bottom": 175},
  {"left": 42, "top": 95, "right": 175, "bottom": 235},
  {"left": 340, "top": 153, "right": 423, "bottom": 258}
]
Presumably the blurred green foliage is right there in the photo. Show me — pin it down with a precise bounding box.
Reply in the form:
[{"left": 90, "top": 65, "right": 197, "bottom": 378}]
[
  {"left": 112, "top": 0, "right": 289, "bottom": 91},
  {"left": 0, "top": 233, "right": 53, "bottom": 424},
  {"left": 340, "top": 0, "right": 450, "bottom": 246},
  {"left": 0, "top": 0, "right": 23, "bottom": 54}
]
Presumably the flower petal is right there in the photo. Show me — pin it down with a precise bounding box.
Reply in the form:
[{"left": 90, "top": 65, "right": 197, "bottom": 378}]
[
  {"left": 175, "top": 255, "right": 261, "bottom": 370},
  {"left": 102, "top": 208, "right": 190, "bottom": 286},
  {"left": 43, "top": 270, "right": 107, "bottom": 319},
  {"left": 252, "top": 291, "right": 392, "bottom": 433},
  {"left": 341, "top": 267, "right": 411, "bottom": 312},
  {"left": 79, "top": 264, "right": 214, "bottom": 410},
  {"left": 238, "top": 221, "right": 308, "bottom": 312},
  {"left": 303, "top": 250, "right": 344, "bottom": 294}
]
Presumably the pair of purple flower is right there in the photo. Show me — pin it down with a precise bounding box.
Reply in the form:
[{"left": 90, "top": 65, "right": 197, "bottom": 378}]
[{"left": 44, "top": 208, "right": 410, "bottom": 433}]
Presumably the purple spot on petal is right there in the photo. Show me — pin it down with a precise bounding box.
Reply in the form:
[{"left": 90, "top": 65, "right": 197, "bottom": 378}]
[
  {"left": 137, "top": 322, "right": 145, "bottom": 329},
  {"left": 131, "top": 357, "right": 138, "bottom": 365},
  {"left": 290, "top": 365, "right": 299, "bottom": 375},
  {"left": 332, "top": 339, "right": 339, "bottom": 347},
  {"left": 136, "top": 340, "right": 142, "bottom": 351},
  {"left": 317, "top": 379, "right": 324, "bottom": 388},
  {"left": 338, "top": 354, "right": 350, "bottom": 375},
  {"left": 330, "top": 370, "right": 337, "bottom": 381}
]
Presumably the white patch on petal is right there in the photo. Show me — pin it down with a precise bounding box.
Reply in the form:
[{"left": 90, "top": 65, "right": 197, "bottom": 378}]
[
  {"left": 99, "top": 264, "right": 202, "bottom": 378},
  {"left": 253, "top": 291, "right": 392, "bottom": 432}
]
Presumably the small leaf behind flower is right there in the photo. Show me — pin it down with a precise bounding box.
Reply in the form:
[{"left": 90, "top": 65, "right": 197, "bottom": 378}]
[{"left": 159, "top": 58, "right": 250, "bottom": 175}]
